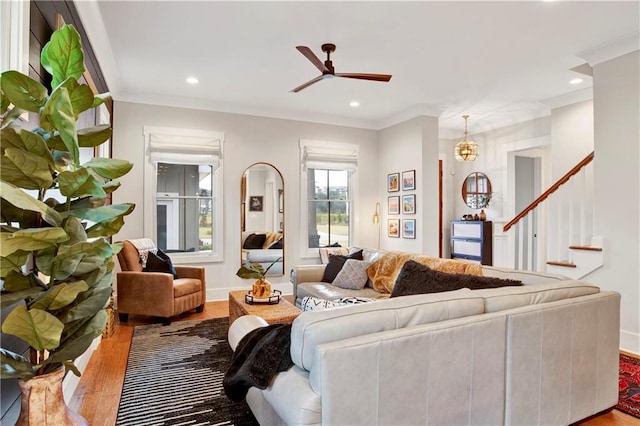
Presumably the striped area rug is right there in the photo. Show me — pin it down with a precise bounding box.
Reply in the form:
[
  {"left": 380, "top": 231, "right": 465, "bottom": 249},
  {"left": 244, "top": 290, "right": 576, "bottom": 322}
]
[{"left": 116, "top": 318, "right": 258, "bottom": 426}]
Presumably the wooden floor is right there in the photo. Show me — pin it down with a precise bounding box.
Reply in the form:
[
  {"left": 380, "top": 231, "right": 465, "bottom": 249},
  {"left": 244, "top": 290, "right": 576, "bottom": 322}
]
[{"left": 70, "top": 299, "right": 638, "bottom": 426}]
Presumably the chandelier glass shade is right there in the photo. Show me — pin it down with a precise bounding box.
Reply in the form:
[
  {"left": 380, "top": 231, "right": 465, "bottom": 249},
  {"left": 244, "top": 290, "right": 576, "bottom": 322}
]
[{"left": 454, "top": 115, "right": 478, "bottom": 162}]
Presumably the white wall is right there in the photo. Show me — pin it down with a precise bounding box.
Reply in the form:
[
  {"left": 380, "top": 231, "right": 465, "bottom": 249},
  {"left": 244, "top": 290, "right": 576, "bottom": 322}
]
[
  {"left": 378, "top": 115, "right": 440, "bottom": 255},
  {"left": 550, "top": 100, "right": 594, "bottom": 180},
  {"left": 112, "top": 101, "right": 379, "bottom": 300},
  {"left": 589, "top": 50, "right": 640, "bottom": 354}
]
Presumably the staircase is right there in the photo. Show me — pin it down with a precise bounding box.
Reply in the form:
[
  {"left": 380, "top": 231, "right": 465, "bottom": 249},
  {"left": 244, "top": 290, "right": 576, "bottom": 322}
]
[{"left": 503, "top": 152, "right": 604, "bottom": 280}]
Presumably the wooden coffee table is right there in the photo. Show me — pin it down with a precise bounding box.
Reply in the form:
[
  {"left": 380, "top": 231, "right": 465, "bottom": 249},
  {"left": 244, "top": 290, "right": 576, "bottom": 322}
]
[{"left": 228, "top": 290, "right": 302, "bottom": 325}]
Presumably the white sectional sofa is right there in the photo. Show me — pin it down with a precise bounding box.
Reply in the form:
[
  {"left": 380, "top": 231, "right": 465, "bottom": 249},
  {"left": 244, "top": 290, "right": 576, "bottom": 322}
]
[{"left": 228, "top": 252, "right": 620, "bottom": 425}]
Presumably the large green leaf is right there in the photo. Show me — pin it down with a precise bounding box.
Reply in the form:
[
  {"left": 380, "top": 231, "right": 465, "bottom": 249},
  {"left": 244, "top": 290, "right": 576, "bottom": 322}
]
[
  {"left": 0, "top": 227, "right": 68, "bottom": 257},
  {"left": 19, "top": 130, "right": 55, "bottom": 168},
  {"left": 58, "top": 238, "right": 114, "bottom": 260},
  {"left": 102, "top": 180, "right": 121, "bottom": 194},
  {"left": 86, "top": 215, "right": 126, "bottom": 238},
  {"left": 66, "top": 203, "right": 135, "bottom": 224},
  {"left": 62, "top": 216, "right": 87, "bottom": 245},
  {"left": 0, "top": 71, "right": 48, "bottom": 113},
  {"left": 0, "top": 85, "right": 8, "bottom": 115},
  {"left": 1, "top": 305, "right": 64, "bottom": 351},
  {"left": 68, "top": 83, "right": 94, "bottom": 119},
  {"left": 1, "top": 147, "right": 54, "bottom": 190},
  {"left": 1, "top": 126, "right": 23, "bottom": 151},
  {"left": 40, "top": 24, "right": 85, "bottom": 89},
  {"left": 236, "top": 262, "right": 265, "bottom": 279},
  {"left": 77, "top": 125, "right": 112, "bottom": 148},
  {"left": 0, "top": 181, "right": 63, "bottom": 226},
  {"left": 0, "top": 105, "right": 26, "bottom": 129},
  {"left": 72, "top": 255, "right": 106, "bottom": 276},
  {"left": 41, "top": 86, "right": 79, "bottom": 164},
  {"left": 83, "top": 158, "right": 132, "bottom": 180},
  {"left": 0, "top": 349, "right": 35, "bottom": 380},
  {"left": 92, "top": 92, "right": 111, "bottom": 108},
  {"left": 0, "top": 198, "right": 39, "bottom": 229},
  {"left": 47, "top": 310, "right": 106, "bottom": 365},
  {"left": 57, "top": 168, "right": 106, "bottom": 198},
  {"left": 0, "top": 251, "right": 29, "bottom": 278},
  {"left": 58, "top": 286, "right": 111, "bottom": 323},
  {"left": 29, "top": 281, "right": 88, "bottom": 311},
  {"left": 0, "top": 288, "right": 45, "bottom": 310},
  {"left": 64, "top": 195, "right": 107, "bottom": 211},
  {"left": 1, "top": 269, "right": 41, "bottom": 291}
]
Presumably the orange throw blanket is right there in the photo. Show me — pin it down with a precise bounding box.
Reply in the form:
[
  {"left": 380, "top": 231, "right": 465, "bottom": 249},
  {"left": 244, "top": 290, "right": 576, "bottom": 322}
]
[{"left": 366, "top": 251, "right": 484, "bottom": 294}]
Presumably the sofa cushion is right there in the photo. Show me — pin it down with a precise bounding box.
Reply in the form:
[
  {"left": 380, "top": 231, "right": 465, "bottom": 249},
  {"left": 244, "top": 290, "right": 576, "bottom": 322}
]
[
  {"left": 296, "top": 282, "right": 388, "bottom": 306},
  {"left": 367, "top": 251, "right": 483, "bottom": 293},
  {"left": 332, "top": 259, "right": 372, "bottom": 290},
  {"left": 143, "top": 249, "right": 178, "bottom": 279},
  {"left": 474, "top": 280, "right": 600, "bottom": 312},
  {"left": 322, "top": 250, "right": 364, "bottom": 283},
  {"left": 390, "top": 260, "right": 522, "bottom": 298},
  {"left": 290, "top": 288, "right": 484, "bottom": 370},
  {"left": 243, "top": 233, "right": 267, "bottom": 249},
  {"left": 173, "top": 278, "right": 202, "bottom": 297}
]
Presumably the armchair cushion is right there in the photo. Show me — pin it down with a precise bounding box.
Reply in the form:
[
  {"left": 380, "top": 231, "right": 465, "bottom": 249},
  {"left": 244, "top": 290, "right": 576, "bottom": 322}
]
[{"left": 143, "top": 249, "right": 178, "bottom": 278}]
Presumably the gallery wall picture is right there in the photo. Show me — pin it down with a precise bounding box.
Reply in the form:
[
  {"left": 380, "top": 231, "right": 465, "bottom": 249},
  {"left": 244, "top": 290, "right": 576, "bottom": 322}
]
[
  {"left": 388, "top": 196, "right": 400, "bottom": 215},
  {"left": 402, "top": 170, "right": 416, "bottom": 191},
  {"left": 387, "top": 172, "right": 400, "bottom": 192},
  {"left": 402, "top": 219, "right": 416, "bottom": 239},
  {"left": 388, "top": 219, "right": 400, "bottom": 238},
  {"left": 402, "top": 194, "right": 416, "bottom": 214},
  {"left": 249, "top": 196, "right": 263, "bottom": 212}
]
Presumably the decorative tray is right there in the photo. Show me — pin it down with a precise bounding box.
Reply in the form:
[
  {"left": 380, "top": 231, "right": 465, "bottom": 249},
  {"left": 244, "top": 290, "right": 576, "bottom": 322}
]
[{"left": 245, "top": 289, "right": 282, "bottom": 305}]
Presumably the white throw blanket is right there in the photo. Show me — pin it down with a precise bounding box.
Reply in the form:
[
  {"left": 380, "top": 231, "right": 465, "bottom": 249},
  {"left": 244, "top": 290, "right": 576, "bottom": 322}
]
[{"left": 128, "top": 238, "right": 158, "bottom": 268}]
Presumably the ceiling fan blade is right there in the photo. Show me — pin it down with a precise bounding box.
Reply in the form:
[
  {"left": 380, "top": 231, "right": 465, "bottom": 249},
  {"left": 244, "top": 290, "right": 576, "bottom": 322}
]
[
  {"left": 290, "top": 75, "right": 324, "bottom": 93},
  {"left": 296, "top": 46, "right": 329, "bottom": 73},
  {"left": 335, "top": 73, "right": 392, "bottom": 82}
]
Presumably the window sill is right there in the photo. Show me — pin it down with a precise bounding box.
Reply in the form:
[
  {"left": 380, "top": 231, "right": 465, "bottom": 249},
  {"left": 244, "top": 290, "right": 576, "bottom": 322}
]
[{"left": 166, "top": 253, "right": 223, "bottom": 264}]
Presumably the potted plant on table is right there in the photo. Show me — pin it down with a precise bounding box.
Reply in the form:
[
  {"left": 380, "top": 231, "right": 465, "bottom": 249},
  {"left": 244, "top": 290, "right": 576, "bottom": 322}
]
[
  {"left": 0, "top": 24, "right": 134, "bottom": 424},
  {"left": 236, "top": 257, "right": 282, "bottom": 298}
]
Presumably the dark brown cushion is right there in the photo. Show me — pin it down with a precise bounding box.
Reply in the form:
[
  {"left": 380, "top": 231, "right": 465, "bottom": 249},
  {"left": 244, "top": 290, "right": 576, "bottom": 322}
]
[
  {"left": 243, "top": 233, "right": 267, "bottom": 249},
  {"left": 322, "top": 249, "right": 364, "bottom": 283},
  {"left": 390, "top": 260, "right": 523, "bottom": 298}
]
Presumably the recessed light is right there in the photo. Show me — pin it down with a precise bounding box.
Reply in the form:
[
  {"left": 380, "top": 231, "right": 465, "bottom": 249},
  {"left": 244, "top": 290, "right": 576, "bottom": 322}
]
[
  {"left": 349, "top": 101, "right": 360, "bottom": 107},
  {"left": 186, "top": 76, "right": 199, "bottom": 84},
  {"left": 570, "top": 78, "right": 583, "bottom": 85}
]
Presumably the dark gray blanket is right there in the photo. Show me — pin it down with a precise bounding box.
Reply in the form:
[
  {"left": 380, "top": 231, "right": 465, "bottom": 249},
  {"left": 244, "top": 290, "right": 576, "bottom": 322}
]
[{"left": 223, "top": 323, "right": 293, "bottom": 402}]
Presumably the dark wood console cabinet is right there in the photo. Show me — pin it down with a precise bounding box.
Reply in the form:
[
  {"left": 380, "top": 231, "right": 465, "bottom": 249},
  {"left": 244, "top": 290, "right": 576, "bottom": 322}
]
[{"left": 450, "top": 220, "right": 493, "bottom": 265}]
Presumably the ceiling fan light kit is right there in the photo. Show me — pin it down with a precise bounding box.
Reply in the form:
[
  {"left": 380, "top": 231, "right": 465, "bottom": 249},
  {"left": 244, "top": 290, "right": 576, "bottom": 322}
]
[
  {"left": 454, "top": 114, "right": 478, "bottom": 162},
  {"left": 291, "top": 43, "right": 392, "bottom": 92}
]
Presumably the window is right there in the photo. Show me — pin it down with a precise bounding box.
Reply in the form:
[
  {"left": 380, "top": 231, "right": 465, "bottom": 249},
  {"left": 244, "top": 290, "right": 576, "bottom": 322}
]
[
  {"left": 307, "top": 169, "right": 350, "bottom": 248},
  {"left": 144, "top": 126, "right": 224, "bottom": 262},
  {"left": 300, "top": 140, "right": 358, "bottom": 255}
]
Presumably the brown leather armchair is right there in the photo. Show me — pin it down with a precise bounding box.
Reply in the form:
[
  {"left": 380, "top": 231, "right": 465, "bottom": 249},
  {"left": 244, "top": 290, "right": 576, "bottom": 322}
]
[{"left": 116, "top": 240, "right": 206, "bottom": 325}]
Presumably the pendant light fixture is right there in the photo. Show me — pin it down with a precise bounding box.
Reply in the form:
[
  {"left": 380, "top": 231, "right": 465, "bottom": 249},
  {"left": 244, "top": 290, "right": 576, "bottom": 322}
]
[{"left": 454, "top": 114, "right": 478, "bottom": 162}]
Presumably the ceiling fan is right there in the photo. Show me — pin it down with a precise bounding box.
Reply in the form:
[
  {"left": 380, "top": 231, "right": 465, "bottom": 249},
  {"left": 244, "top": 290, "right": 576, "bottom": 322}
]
[{"left": 291, "top": 43, "right": 392, "bottom": 93}]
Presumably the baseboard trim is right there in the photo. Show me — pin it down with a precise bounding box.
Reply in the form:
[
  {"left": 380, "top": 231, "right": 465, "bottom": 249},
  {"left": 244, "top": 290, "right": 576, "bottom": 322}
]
[
  {"left": 207, "top": 282, "right": 293, "bottom": 302},
  {"left": 620, "top": 329, "right": 640, "bottom": 356}
]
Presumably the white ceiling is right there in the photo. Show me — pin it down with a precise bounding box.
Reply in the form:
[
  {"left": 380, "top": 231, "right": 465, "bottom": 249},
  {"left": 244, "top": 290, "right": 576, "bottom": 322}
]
[{"left": 76, "top": 1, "right": 639, "bottom": 136}]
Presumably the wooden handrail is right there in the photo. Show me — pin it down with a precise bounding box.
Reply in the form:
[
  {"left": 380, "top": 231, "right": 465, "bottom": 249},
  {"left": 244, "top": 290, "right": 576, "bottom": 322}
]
[{"left": 503, "top": 151, "right": 594, "bottom": 232}]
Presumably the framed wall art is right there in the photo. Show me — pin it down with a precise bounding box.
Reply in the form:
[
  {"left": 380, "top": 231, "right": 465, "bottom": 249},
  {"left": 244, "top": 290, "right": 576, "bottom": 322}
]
[
  {"left": 387, "top": 172, "right": 400, "bottom": 192},
  {"left": 402, "top": 219, "right": 416, "bottom": 239},
  {"left": 249, "top": 196, "right": 263, "bottom": 212},
  {"left": 388, "top": 196, "right": 400, "bottom": 215},
  {"left": 388, "top": 219, "right": 400, "bottom": 238},
  {"left": 402, "top": 169, "right": 416, "bottom": 191},
  {"left": 402, "top": 194, "right": 416, "bottom": 214}
]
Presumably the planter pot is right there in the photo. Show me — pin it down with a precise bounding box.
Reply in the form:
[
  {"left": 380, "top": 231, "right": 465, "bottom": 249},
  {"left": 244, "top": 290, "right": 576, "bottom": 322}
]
[{"left": 17, "top": 367, "right": 88, "bottom": 426}]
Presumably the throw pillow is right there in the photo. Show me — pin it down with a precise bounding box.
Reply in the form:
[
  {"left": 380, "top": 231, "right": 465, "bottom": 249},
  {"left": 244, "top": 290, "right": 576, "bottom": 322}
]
[
  {"left": 268, "top": 238, "right": 283, "bottom": 249},
  {"left": 332, "top": 259, "right": 373, "bottom": 290},
  {"left": 321, "top": 249, "right": 364, "bottom": 283},
  {"left": 243, "top": 233, "right": 267, "bottom": 249},
  {"left": 301, "top": 296, "right": 348, "bottom": 312},
  {"left": 143, "top": 249, "right": 178, "bottom": 279},
  {"left": 319, "top": 246, "right": 350, "bottom": 264},
  {"left": 390, "top": 260, "right": 523, "bottom": 298}
]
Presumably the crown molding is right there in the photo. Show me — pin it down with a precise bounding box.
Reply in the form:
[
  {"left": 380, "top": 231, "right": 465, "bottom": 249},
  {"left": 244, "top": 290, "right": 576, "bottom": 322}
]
[
  {"left": 578, "top": 32, "right": 640, "bottom": 66},
  {"left": 540, "top": 87, "right": 593, "bottom": 110},
  {"left": 374, "top": 103, "right": 445, "bottom": 130}
]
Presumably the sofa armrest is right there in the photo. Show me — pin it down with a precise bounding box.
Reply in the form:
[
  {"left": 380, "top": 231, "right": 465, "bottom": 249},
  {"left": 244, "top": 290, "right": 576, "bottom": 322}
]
[
  {"left": 116, "top": 271, "right": 175, "bottom": 317},
  {"left": 175, "top": 265, "right": 205, "bottom": 283},
  {"left": 290, "top": 265, "right": 326, "bottom": 302}
]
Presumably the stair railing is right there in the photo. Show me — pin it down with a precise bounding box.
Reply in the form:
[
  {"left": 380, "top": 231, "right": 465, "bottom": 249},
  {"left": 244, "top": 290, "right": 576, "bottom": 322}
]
[{"left": 503, "top": 151, "right": 595, "bottom": 271}]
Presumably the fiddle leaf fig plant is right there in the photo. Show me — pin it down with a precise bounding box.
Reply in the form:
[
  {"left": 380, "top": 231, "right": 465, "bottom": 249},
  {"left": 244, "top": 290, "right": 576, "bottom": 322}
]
[{"left": 0, "top": 24, "right": 135, "bottom": 380}]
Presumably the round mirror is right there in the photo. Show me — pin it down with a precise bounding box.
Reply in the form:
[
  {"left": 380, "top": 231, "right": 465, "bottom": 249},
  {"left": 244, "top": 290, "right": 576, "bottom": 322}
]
[
  {"left": 241, "top": 163, "right": 284, "bottom": 276},
  {"left": 462, "top": 172, "right": 492, "bottom": 209}
]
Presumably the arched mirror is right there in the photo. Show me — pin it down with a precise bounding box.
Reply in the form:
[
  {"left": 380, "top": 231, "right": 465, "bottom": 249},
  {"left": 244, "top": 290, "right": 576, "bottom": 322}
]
[
  {"left": 241, "top": 163, "right": 284, "bottom": 276},
  {"left": 462, "top": 172, "right": 492, "bottom": 209}
]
